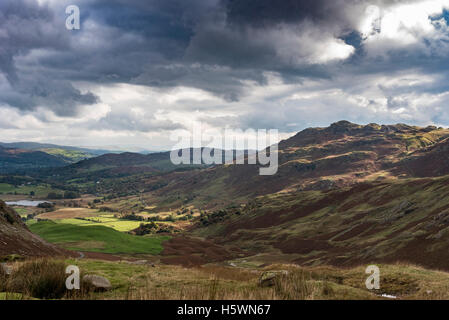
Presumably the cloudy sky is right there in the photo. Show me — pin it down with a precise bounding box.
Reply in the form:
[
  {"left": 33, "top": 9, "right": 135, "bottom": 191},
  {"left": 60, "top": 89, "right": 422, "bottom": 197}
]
[{"left": 1, "top": 0, "right": 449, "bottom": 150}]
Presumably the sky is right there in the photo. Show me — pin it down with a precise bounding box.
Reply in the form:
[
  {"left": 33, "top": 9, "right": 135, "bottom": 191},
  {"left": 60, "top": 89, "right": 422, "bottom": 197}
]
[{"left": 1, "top": 0, "right": 449, "bottom": 151}]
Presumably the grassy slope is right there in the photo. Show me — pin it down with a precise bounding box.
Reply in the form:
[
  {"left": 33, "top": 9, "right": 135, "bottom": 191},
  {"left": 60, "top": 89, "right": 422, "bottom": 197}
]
[{"left": 29, "top": 221, "right": 169, "bottom": 254}]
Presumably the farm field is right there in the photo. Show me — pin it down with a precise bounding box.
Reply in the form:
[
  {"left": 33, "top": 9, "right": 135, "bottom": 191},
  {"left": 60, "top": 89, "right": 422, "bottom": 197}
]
[
  {"left": 35, "top": 208, "right": 148, "bottom": 232},
  {"left": 29, "top": 220, "right": 170, "bottom": 254},
  {"left": 54, "top": 216, "right": 144, "bottom": 232},
  {"left": 36, "top": 208, "right": 101, "bottom": 220}
]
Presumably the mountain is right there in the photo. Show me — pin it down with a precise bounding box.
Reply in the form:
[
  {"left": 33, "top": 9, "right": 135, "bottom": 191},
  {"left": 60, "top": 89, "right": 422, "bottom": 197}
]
[
  {"left": 0, "top": 200, "right": 67, "bottom": 257},
  {"left": 135, "top": 121, "right": 449, "bottom": 270},
  {"left": 39, "top": 120, "right": 449, "bottom": 209},
  {"left": 0, "top": 146, "right": 67, "bottom": 173},
  {"left": 138, "top": 121, "right": 449, "bottom": 208}
]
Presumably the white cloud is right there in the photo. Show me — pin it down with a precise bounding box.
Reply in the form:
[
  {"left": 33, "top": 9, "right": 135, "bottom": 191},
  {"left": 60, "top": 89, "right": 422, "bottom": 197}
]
[
  {"left": 360, "top": 0, "right": 449, "bottom": 55},
  {"left": 254, "top": 24, "right": 355, "bottom": 65}
]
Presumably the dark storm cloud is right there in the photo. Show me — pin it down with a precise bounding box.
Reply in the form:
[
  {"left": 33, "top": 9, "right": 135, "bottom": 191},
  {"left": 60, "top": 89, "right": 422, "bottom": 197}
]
[
  {"left": 1, "top": 0, "right": 358, "bottom": 112},
  {"left": 223, "top": 0, "right": 425, "bottom": 28},
  {"left": 0, "top": 0, "right": 448, "bottom": 127},
  {"left": 0, "top": 0, "right": 100, "bottom": 116},
  {"left": 224, "top": 0, "right": 358, "bottom": 28},
  {"left": 0, "top": 0, "right": 58, "bottom": 82}
]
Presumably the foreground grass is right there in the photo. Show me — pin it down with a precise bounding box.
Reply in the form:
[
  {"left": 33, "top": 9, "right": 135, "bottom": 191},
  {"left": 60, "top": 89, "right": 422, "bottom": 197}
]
[
  {"left": 59, "top": 259, "right": 377, "bottom": 300},
  {"left": 60, "top": 261, "right": 449, "bottom": 300},
  {"left": 29, "top": 221, "right": 170, "bottom": 254},
  {"left": 0, "top": 292, "right": 24, "bottom": 300},
  {"left": 4, "top": 259, "right": 449, "bottom": 300}
]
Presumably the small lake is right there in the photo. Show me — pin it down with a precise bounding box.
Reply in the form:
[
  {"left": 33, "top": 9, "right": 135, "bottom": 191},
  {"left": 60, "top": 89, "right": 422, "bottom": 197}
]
[{"left": 5, "top": 200, "right": 51, "bottom": 207}]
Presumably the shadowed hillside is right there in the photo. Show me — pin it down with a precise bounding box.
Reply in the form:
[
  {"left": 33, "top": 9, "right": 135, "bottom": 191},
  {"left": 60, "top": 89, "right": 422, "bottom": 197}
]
[{"left": 0, "top": 200, "right": 68, "bottom": 257}]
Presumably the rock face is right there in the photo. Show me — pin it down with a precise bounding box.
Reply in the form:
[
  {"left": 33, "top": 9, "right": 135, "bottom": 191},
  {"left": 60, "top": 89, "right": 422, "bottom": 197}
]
[
  {"left": 82, "top": 275, "right": 112, "bottom": 291},
  {"left": 0, "top": 200, "right": 68, "bottom": 257}
]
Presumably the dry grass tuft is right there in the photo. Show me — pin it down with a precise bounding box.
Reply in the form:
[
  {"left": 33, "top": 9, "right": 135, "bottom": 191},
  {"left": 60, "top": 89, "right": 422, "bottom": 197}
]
[
  {"left": 0, "top": 265, "right": 8, "bottom": 292},
  {"left": 7, "top": 259, "right": 67, "bottom": 299}
]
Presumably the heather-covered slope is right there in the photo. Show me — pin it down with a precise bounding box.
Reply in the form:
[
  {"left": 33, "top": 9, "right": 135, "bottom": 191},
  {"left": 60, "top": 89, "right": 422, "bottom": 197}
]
[
  {"left": 192, "top": 176, "right": 449, "bottom": 271},
  {"left": 0, "top": 200, "right": 67, "bottom": 257},
  {"left": 145, "top": 121, "right": 449, "bottom": 270}
]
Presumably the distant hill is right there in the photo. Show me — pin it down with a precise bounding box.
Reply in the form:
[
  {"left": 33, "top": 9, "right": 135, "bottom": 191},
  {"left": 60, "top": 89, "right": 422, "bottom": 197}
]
[
  {"left": 0, "top": 146, "right": 67, "bottom": 173},
  {"left": 0, "top": 142, "right": 113, "bottom": 155},
  {"left": 0, "top": 142, "right": 116, "bottom": 163},
  {"left": 68, "top": 148, "right": 251, "bottom": 173},
  {"left": 46, "top": 151, "right": 194, "bottom": 182}
]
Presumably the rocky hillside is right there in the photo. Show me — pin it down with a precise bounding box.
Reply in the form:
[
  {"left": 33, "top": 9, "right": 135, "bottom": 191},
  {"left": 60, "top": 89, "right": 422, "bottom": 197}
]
[
  {"left": 168, "top": 121, "right": 449, "bottom": 270},
  {"left": 121, "top": 121, "right": 449, "bottom": 270},
  {"left": 0, "top": 200, "right": 67, "bottom": 257},
  {"left": 139, "top": 121, "right": 449, "bottom": 209}
]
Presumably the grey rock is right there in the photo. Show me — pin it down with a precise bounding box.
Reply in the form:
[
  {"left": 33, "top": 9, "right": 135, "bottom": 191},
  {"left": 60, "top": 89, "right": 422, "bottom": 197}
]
[{"left": 82, "top": 275, "right": 112, "bottom": 291}]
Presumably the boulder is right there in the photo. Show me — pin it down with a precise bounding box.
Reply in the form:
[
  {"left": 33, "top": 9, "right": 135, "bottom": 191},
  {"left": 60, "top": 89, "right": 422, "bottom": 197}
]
[
  {"left": 258, "top": 271, "right": 288, "bottom": 287},
  {"left": 82, "top": 275, "right": 112, "bottom": 291}
]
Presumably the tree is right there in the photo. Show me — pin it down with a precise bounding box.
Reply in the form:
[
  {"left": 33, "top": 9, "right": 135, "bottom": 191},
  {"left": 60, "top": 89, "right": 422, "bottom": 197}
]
[
  {"left": 47, "top": 192, "right": 63, "bottom": 200},
  {"left": 63, "top": 191, "right": 80, "bottom": 199}
]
